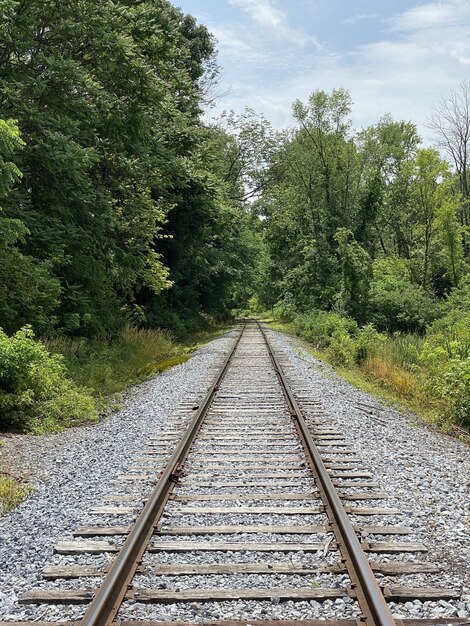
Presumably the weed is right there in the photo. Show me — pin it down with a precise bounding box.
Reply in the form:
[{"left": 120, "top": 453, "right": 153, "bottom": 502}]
[
  {"left": 0, "top": 476, "right": 30, "bottom": 514},
  {"left": 363, "top": 356, "right": 414, "bottom": 396}
]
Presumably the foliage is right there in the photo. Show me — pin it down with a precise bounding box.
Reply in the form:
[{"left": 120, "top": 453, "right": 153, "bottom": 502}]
[
  {"left": 368, "top": 257, "right": 440, "bottom": 332},
  {"left": 441, "top": 357, "right": 470, "bottom": 428},
  {"left": 0, "top": 118, "right": 61, "bottom": 334},
  {"left": 49, "top": 326, "right": 178, "bottom": 396},
  {"left": 0, "top": 0, "right": 254, "bottom": 338},
  {"left": 426, "top": 276, "right": 470, "bottom": 358},
  {"left": 325, "top": 329, "right": 356, "bottom": 367},
  {"left": 268, "top": 304, "right": 470, "bottom": 431},
  {"left": 0, "top": 326, "right": 97, "bottom": 431},
  {"left": 2, "top": 10, "right": 470, "bottom": 441},
  {"left": 354, "top": 324, "right": 387, "bottom": 364},
  {"left": 288, "top": 309, "right": 359, "bottom": 349},
  {"left": 256, "top": 89, "right": 468, "bottom": 353},
  {"left": 334, "top": 228, "right": 371, "bottom": 322},
  {"left": 0, "top": 476, "right": 30, "bottom": 515},
  {"left": 429, "top": 80, "right": 470, "bottom": 253}
]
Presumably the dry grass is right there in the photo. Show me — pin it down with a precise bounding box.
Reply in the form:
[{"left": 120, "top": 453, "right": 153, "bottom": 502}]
[{"left": 362, "top": 356, "right": 414, "bottom": 397}]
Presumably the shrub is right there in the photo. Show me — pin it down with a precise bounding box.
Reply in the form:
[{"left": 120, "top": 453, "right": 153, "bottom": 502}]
[
  {"left": 427, "top": 311, "right": 470, "bottom": 360},
  {"left": 0, "top": 326, "right": 98, "bottom": 431},
  {"left": 441, "top": 357, "right": 470, "bottom": 428},
  {"left": 273, "top": 301, "right": 297, "bottom": 323},
  {"left": 326, "top": 329, "right": 356, "bottom": 367},
  {"left": 354, "top": 324, "right": 386, "bottom": 364},
  {"left": 369, "top": 257, "right": 440, "bottom": 332},
  {"left": 293, "top": 310, "right": 358, "bottom": 349},
  {"left": 418, "top": 343, "right": 450, "bottom": 397}
]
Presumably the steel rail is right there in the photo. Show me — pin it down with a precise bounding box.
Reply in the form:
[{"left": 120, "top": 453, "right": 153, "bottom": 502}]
[
  {"left": 257, "top": 320, "right": 397, "bottom": 626},
  {"left": 79, "top": 324, "right": 245, "bottom": 626}
]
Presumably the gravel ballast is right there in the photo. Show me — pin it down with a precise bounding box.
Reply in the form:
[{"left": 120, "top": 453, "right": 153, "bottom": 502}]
[
  {"left": 265, "top": 326, "right": 470, "bottom": 621},
  {"left": 0, "top": 331, "right": 236, "bottom": 620},
  {"left": 1, "top": 324, "right": 469, "bottom": 624}
]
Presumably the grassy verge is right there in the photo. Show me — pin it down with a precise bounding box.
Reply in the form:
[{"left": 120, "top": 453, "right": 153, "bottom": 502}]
[
  {"left": 263, "top": 316, "right": 469, "bottom": 442},
  {"left": 47, "top": 323, "right": 231, "bottom": 405},
  {"left": 0, "top": 322, "right": 230, "bottom": 435},
  {"left": 0, "top": 473, "right": 31, "bottom": 515}
]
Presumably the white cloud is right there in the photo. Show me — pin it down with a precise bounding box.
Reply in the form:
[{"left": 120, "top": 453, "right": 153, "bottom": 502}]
[
  {"left": 230, "top": 0, "right": 284, "bottom": 29},
  {"left": 228, "top": 0, "right": 319, "bottom": 47},
  {"left": 342, "top": 12, "right": 379, "bottom": 26},
  {"left": 210, "top": 23, "right": 269, "bottom": 64},
  {"left": 392, "top": 0, "right": 469, "bottom": 31}
]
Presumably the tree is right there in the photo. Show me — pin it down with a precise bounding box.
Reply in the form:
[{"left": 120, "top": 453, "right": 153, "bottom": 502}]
[
  {"left": 258, "top": 89, "right": 365, "bottom": 313},
  {"left": 429, "top": 80, "right": 470, "bottom": 253},
  {"left": 0, "top": 118, "right": 60, "bottom": 334},
  {"left": 292, "top": 89, "right": 360, "bottom": 227},
  {"left": 214, "top": 108, "right": 281, "bottom": 202},
  {"left": 0, "top": 0, "right": 229, "bottom": 336},
  {"left": 334, "top": 228, "right": 371, "bottom": 323},
  {"left": 435, "top": 196, "right": 465, "bottom": 286},
  {"left": 368, "top": 257, "right": 439, "bottom": 333},
  {"left": 357, "top": 116, "right": 421, "bottom": 257},
  {"left": 406, "top": 149, "right": 452, "bottom": 289}
]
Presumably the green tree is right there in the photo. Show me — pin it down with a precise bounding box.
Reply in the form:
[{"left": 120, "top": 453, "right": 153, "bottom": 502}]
[
  {"left": 0, "top": 0, "right": 217, "bottom": 336},
  {"left": 435, "top": 195, "right": 466, "bottom": 287},
  {"left": 334, "top": 228, "right": 371, "bottom": 323},
  {"left": 0, "top": 117, "right": 60, "bottom": 334},
  {"left": 357, "top": 116, "right": 421, "bottom": 257},
  {"left": 259, "top": 89, "right": 363, "bottom": 312},
  {"left": 368, "top": 257, "right": 439, "bottom": 332},
  {"left": 406, "top": 149, "right": 453, "bottom": 289}
]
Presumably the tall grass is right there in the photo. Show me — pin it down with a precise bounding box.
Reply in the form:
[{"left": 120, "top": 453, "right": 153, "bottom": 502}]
[
  {"left": 45, "top": 326, "right": 178, "bottom": 396},
  {"left": 268, "top": 307, "right": 470, "bottom": 436},
  {"left": 362, "top": 355, "right": 414, "bottom": 397}
]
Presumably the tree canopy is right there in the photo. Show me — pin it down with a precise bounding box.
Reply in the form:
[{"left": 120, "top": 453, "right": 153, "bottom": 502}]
[{"left": 0, "top": 0, "right": 256, "bottom": 337}]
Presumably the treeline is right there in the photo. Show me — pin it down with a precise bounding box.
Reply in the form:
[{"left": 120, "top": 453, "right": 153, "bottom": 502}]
[
  {"left": 254, "top": 87, "right": 470, "bottom": 429},
  {"left": 0, "top": 0, "right": 255, "bottom": 340},
  {"left": 257, "top": 88, "right": 468, "bottom": 330}
]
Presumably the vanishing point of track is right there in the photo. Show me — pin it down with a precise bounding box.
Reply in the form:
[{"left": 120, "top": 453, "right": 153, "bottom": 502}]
[{"left": 13, "top": 321, "right": 464, "bottom": 626}]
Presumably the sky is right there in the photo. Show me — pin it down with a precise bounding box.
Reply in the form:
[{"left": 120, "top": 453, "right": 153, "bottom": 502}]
[{"left": 174, "top": 0, "right": 470, "bottom": 139}]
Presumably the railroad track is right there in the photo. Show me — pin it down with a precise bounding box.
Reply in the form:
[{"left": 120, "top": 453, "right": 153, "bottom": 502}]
[{"left": 8, "top": 321, "right": 467, "bottom": 626}]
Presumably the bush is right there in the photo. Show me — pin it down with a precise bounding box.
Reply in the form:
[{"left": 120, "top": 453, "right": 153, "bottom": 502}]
[
  {"left": 326, "top": 329, "right": 356, "bottom": 367},
  {"left": 354, "top": 324, "right": 386, "bottom": 364},
  {"left": 273, "top": 301, "right": 298, "bottom": 323},
  {"left": 369, "top": 257, "right": 440, "bottom": 332},
  {"left": 418, "top": 343, "right": 450, "bottom": 397},
  {"left": 441, "top": 357, "right": 470, "bottom": 428},
  {"left": 272, "top": 300, "right": 469, "bottom": 433},
  {"left": 293, "top": 310, "right": 359, "bottom": 349},
  {"left": 0, "top": 326, "right": 98, "bottom": 431},
  {"left": 427, "top": 310, "right": 470, "bottom": 360}
]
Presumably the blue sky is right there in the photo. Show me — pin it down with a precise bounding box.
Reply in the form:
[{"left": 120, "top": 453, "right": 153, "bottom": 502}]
[{"left": 175, "top": 0, "right": 470, "bottom": 138}]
